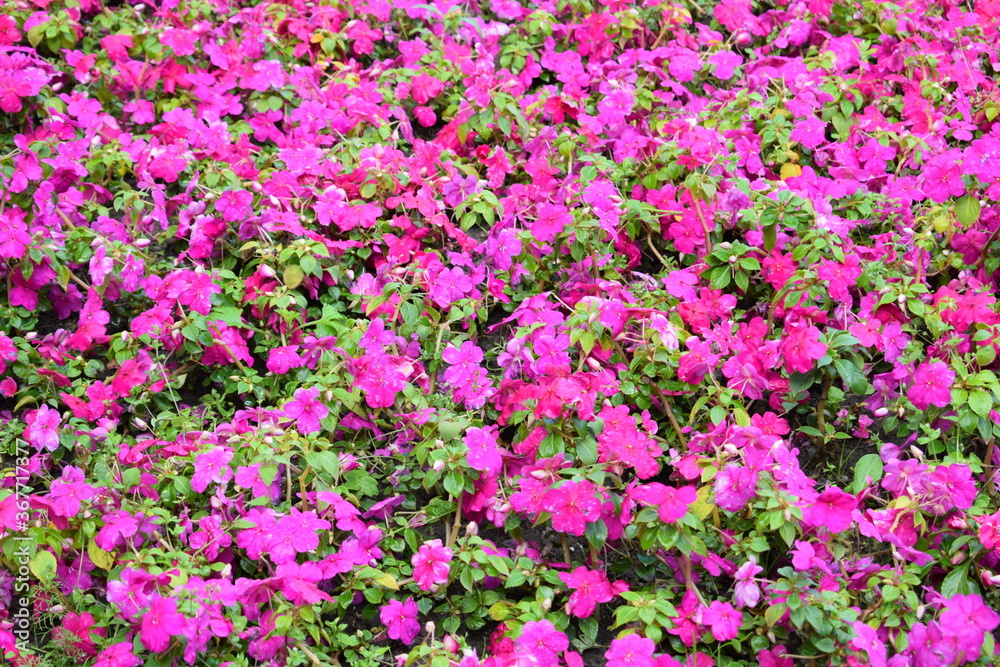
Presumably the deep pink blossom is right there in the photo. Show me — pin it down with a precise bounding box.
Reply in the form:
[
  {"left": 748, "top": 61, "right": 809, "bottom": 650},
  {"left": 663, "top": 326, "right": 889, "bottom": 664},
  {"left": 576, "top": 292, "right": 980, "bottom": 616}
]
[
  {"left": 605, "top": 633, "right": 656, "bottom": 667},
  {"left": 803, "top": 487, "right": 856, "bottom": 532},
  {"left": 542, "top": 480, "right": 603, "bottom": 536},
  {"left": 908, "top": 361, "right": 954, "bottom": 410},
  {"left": 140, "top": 594, "right": 187, "bottom": 652},
  {"left": 380, "top": 598, "right": 420, "bottom": 644},
  {"left": 412, "top": 539, "right": 453, "bottom": 591},
  {"left": 515, "top": 620, "right": 569, "bottom": 667},
  {"left": 283, "top": 387, "right": 329, "bottom": 434},
  {"left": 701, "top": 601, "right": 742, "bottom": 641}
]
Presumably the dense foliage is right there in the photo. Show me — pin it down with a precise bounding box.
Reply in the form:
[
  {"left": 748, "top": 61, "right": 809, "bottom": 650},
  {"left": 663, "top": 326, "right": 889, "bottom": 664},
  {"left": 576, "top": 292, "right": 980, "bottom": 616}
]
[{"left": 3, "top": 0, "right": 1000, "bottom": 665}]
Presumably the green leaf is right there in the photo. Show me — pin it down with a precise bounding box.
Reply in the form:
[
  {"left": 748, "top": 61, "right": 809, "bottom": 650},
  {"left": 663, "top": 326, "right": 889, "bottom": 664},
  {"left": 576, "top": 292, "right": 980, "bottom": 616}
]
[
  {"left": 576, "top": 436, "right": 597, "bottom": 466},
  {"left": 852, "top": 454, "right": 884, "bottom": 493},
  {"left": 969, "top": 390, "right": 992, "bottom": 419},
  {"left": 941, "top": 561, "right": 976, "bottom": 597},
  {"left": 443, "top": 471, "right": 465, "bottom": 496},
  {"left": 29, "top": 551, "right": 57, "bottom": 583},
  {"left": 955, "top": 195, "right": 982, "bottom": 228},
  {"left": 764, "top": 603, "right": 788, "bottom": 627},
  {"left": 283, "top": 265, "right": 305, "bottom": 289}
]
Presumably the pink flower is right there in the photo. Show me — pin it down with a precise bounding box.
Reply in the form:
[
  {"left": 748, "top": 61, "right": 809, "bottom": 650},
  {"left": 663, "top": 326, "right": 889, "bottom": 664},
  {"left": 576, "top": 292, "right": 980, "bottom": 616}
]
[
  {"left": 849, "top": 622, "right": 886, "bottom": 667},
  {"left": 733, "top": 557, "right": 764, "bottom": 608},
  {"left": 780, "top": 322, "right": 827, "bottom": 374},
  {"left": 47, "top": 466, "right": 95, "bottom": 518},
  {"left": 542, "top": 480, "right": 603, "bottom": 536},
  {"left": 267, "top": 346, "right": 301, "bottom": 374},
  {"left": 92, "top": 643, "right": 142, "bottom": 667},
  {"left": 515, "top": 620, "right": 569, "bottom": 667},
  {"left": 938, "top": 593, "right": 1000, "bottom": 662},
  {"left": 276, "top": 561, "right": 333, "bottom": 605},
  {"left": 464, "top": 426, "right": 503, "bottom": 476},
  {"left": 605, "top": 633, "right": 656, "bottom": 667},
  {"left": 559, "top": 566, "right": 619, "bottom": 618},
  {"left": 908, "top": 361, "right": 954, "bottom": 410},
  {"left": 24, "top": 405, "right": 61, "bottom": 452},
  {"left": 140, "top": 594, "right": 187, "bottom": 652},
  {"left": 629, "top": 483, "right": 697, "bottom": 524},
  {"left": 532, "top": 204, "right": 573, "bottom": 243},
  {"left": 978, "top": 512, "right": 1000, "bottom": 549},
  {"left": 412, "top": 539, "right": 453, "bottom": 591},
  {"left": 215, "top": 189, "right": 253, "bottom": 222},
  {"left": 191, "top": 447, "right": 234, "bottom": 494},
  {"left": 790, "top": 540, "right": 833, "bottom": 575},
  {"left": 355, "top": 353, "right": 408, "bottom": 408},
  {"left": 713, "top": 465, "right": 757, "bottom": 513},
  {"left": 380, "top": 598, "right": 420, "bottom": 644},
  {"left": 283, "top": 387, "right": 329, "bottom": 434},
  {"left": 803, "top": 487, "right": 856, "bottom": 533},
  {"left": 701, "top": 601, "right": 742, "bottom": 641}
]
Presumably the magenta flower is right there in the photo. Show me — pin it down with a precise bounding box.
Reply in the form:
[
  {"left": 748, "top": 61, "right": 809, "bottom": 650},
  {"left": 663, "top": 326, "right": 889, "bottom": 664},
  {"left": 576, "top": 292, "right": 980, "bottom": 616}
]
[
  {"left": 214, "top": 189, "right": 253, "bottom": 222},
  {"left": 542, "top": 480, "right": 603, "bottom": 536},
  {"left": 92, "top": 643, "right": 141, "bottom": 667},
  {"left": 47, "top": 466, "right": 95, "bottom": 518},
  {"left": 140, "top": 594, "right": 187, "bottom": 652},
  {"left": 275, "top": 561, "right": 333, "bottom": 606},
  {"left": 380, "top": 598, "right": 420, "bottom": 644},
  {"left": 24, "top": 405, "right": 61, "bottom": 452},
  {"left": 713, "top": 465, "right": 758, "bottom": 513},
  {"left": 701, "top": 600, "right": 742, "bottom": 641},
  {"left": 629, "top": 483, "right": 697, "bottom": 524},
  {"left": 412, "top": 539, "right": 453, "bottom": 591},
  {"left": 908, "top": 361, "right": 954, "bottom": 410},
  {"left": 514, "top": 620, "right": 569, "bottom": 667},
  {"left": 802, "top": 487, "right": 856, "bottom": 533},
  {"left": 779, "top": 322, "right": 827, "bottom": 374},
  {"left": 283, "top": 387, "right": 329, "bottom": 434},
  {"left": 605, "top": 633, "right": 656, "bottom": 667},
  {"left": 939, "top": 593, "right": 1000, "bottom": 662},
  {"left": 266, "top": 346, "right": 301, "bottom": 374},
  {"left": 558, "top": 566, "right": 618, "bottom": 618},
  {"left": 464, "top": 426, "right": 503, "bottom": 476},
  {"left": 191, "top": 446, "right": 234, "bottom": 494},
  {"left": 733, "top": 557, "right": 764, "bottom": 608}
]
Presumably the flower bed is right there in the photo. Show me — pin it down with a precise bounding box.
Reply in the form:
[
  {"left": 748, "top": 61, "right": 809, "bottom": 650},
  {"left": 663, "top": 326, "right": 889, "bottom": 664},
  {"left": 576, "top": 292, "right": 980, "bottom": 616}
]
[{"left": 2, "top": 0, "right": 1000, "bottom": 666}]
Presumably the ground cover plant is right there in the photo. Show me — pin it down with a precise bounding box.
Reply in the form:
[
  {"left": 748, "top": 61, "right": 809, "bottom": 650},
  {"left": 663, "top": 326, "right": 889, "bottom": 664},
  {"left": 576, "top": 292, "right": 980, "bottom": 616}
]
[{"left": 3, "top": 0, "right": 1000, "bottom": 665}]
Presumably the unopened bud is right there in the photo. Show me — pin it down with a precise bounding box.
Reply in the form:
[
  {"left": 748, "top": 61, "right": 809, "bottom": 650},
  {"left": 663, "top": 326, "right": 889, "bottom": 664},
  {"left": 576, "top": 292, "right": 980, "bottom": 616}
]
[
  {"left": 425, "top": 621, "right": 436, "bottom": 635},
  {"left": 540, "top": 598, "right": 552, "bottom": 611},
  {"left": 873, "top": 407, "right": 889, "bottom": 417},
  {"left": 951, "top": 552, "right": 966, "bottom": 566},
  {"left": 530, "top": 469, "right": 549, "bottom": 480},
  {"left": 466, "top": 521, "right": 478, "bottom": 537},
  {"left": 432, "top": 460, "right": 446, "bottom": 472},
  {"left": 443, "top": 634, "right": 460, "bottom": 654},
  {"left": 259, "top": 265, "right": 276, "bottom": 278},
  {"left": 982, "top": 570, "right": 1000, "bottom": 587},
  {"left": 134, "top": 238, "right": 151, "bottom": 248}
]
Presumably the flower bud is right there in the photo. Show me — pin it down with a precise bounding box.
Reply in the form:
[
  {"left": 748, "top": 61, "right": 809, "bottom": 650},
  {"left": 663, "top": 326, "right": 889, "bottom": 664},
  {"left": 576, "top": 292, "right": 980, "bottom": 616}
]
[
  {"left": 425, "top": 621, "right": 436, "bottom": 635},
  {"left": 540, "top": 598, "right": 551, "bottom": 611},
  {"left": 134, "top": 238, "right": 151, "bottom": 248},
  {"left": 466, "top": 521, "right": 478, "bottom": 537},
  {"left": 443, "top": 634, "right": 460, "bottom": 654},
  {"left": 873, "top": 407, "right": 889, "bottom": 417},
  {"left": 258, "top": 265, "right": 276, "bottom": 278},
  {"left": 432, "top": 459, "right": 446, "bottom": 472}
]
